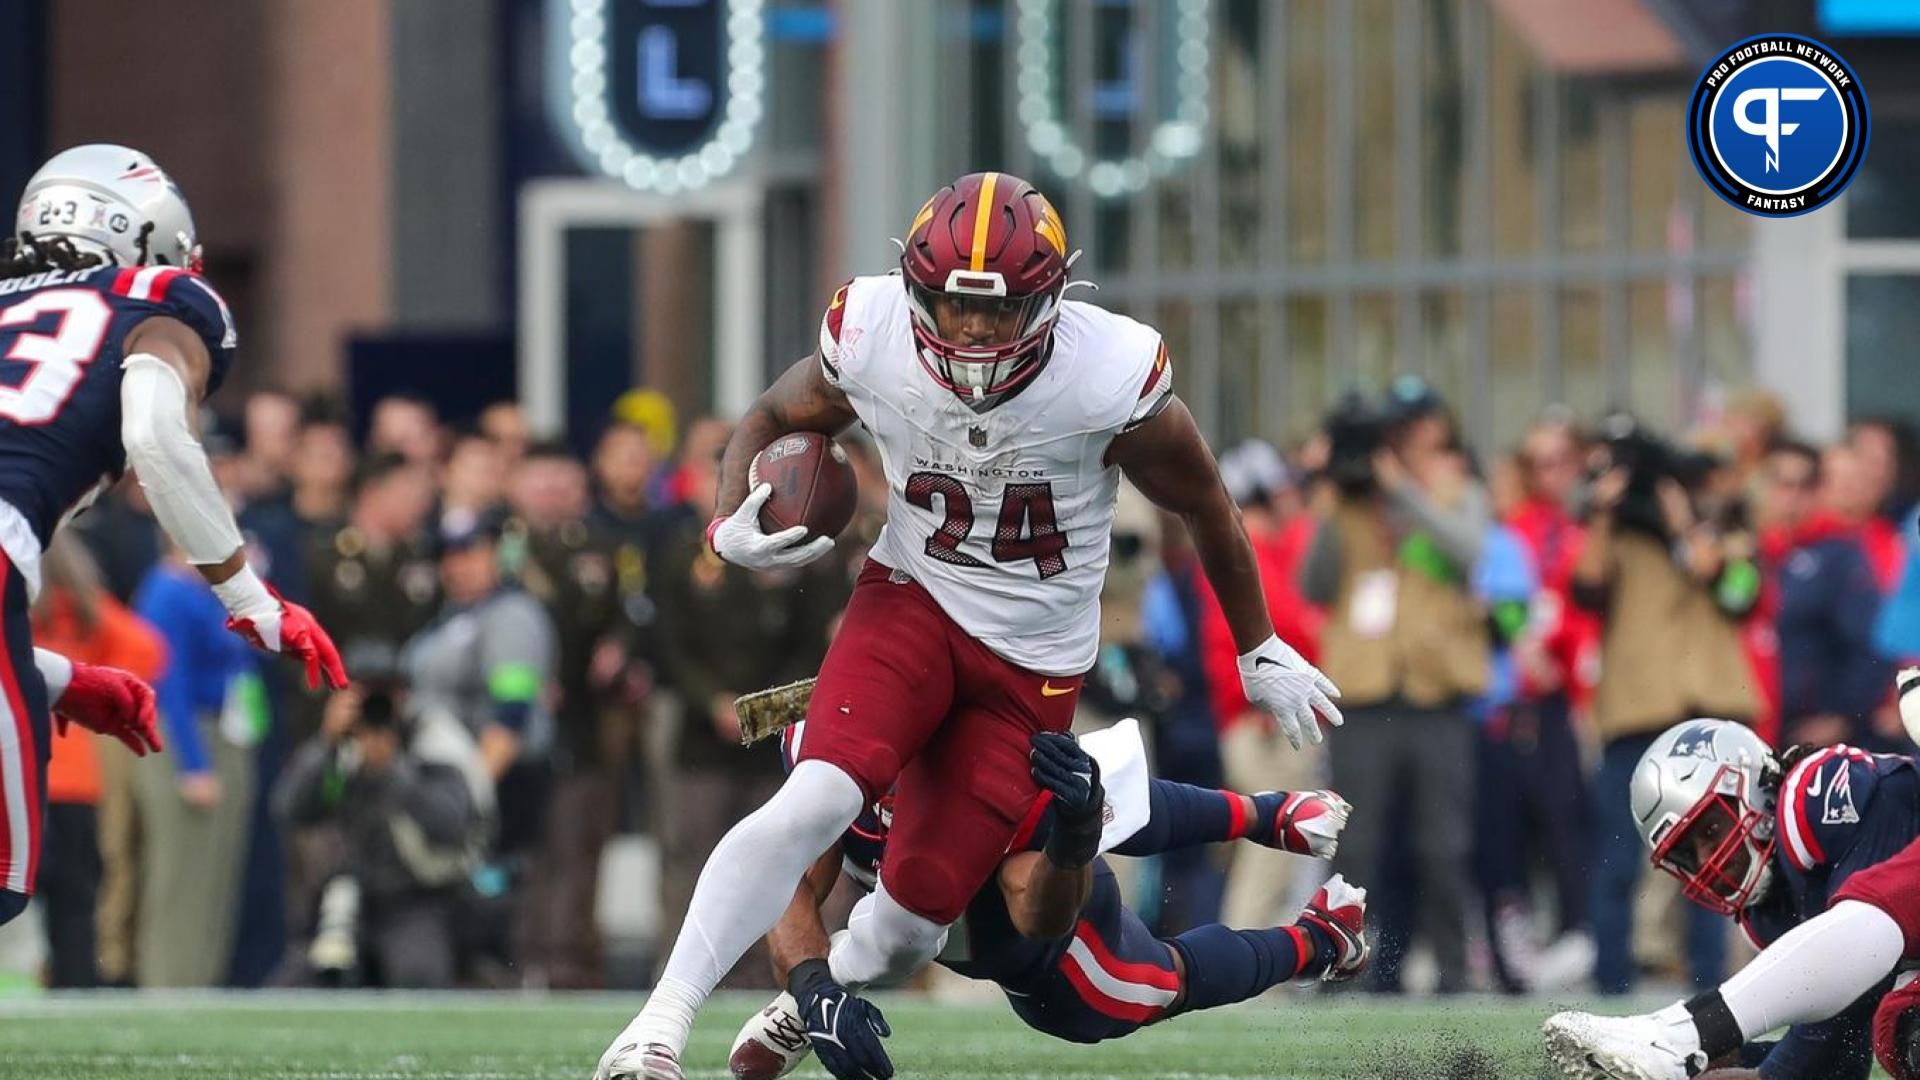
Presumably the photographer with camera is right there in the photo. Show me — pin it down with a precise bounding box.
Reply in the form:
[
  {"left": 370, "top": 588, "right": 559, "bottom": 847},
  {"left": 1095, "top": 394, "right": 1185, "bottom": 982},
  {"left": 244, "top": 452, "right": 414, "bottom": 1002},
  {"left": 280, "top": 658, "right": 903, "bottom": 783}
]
[
  {"left": 1573, "top": 415, "right": 1761, "bottom": 996},
  {"left": 1300, "top": 377, "right": 1491, "bottom": 993},
  {"left": 272, "top": 669, "right": 493, "bottom": 988}
]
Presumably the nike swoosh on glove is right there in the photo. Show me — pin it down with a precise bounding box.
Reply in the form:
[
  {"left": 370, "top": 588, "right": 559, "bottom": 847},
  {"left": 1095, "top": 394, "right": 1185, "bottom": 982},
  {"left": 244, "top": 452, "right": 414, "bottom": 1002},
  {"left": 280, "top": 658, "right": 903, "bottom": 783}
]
[
  {"left": 1237, "top": 634, "right": 1342, "bottom": 749},
  {"left": 708, "top": 483, "right": 835, "bottom": 570},
  {"left": 226, "top": 584, "right": 349, "bottom": 690},
  {"left": 55, "top": 662, "right": 162, "bottom": 755},
  {"left": 789, "top": 959, "right": 893, "bottom": 1080}
]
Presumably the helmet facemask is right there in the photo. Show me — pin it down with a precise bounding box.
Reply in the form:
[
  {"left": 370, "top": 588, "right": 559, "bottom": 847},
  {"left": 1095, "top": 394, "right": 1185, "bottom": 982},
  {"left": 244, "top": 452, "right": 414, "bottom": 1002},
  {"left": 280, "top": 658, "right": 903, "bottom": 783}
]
[
  {"left": 1650, "top": 763, "right": 1776, "bottom": 917},
  {"left": 904, "top": 275, "right": 1061, "bottom": 411}
]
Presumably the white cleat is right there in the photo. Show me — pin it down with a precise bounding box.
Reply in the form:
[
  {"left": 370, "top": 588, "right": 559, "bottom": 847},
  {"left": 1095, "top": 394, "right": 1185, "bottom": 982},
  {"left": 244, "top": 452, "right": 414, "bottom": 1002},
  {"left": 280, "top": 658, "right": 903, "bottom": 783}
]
[
  {"left": 1541, "top": 1011, "right": 1705, "bottom": 1080},
  {"left": 727, "top": 992, "right": 814, "bottom": 1080},
  {"left": 595, "top": 1038, "right": 684, "bottom": 1080}
]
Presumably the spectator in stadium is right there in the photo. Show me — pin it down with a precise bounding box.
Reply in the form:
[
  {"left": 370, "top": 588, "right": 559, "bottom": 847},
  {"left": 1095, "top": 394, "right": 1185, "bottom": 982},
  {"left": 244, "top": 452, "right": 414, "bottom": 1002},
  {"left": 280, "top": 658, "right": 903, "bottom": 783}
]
[
  {"left": 648, "top": 437, "right": 840, "bottom": 988},
  {"left": 297, "top": 452, "right": 438, "bottom": 752},
  {"left": 1496, "top": 415, "right": 1596, "bottom": 984},
  {"left": 288, "top": 404, "right": 357, "bottom": 536},
  {"left": 1137, "top": 507, "right": 1226, "bottom": 933},
  {"left": 1573, "top": 433, "right": 1760, "bottom": 996},
  {"left": 404, "top": 510, "right": 555, "bottom": 782},
  {"left": 1768, "top": 442, "right": 1891, "bottom": 749},
  {"left": 368, "top": 394, "right": 443, "bottom": 469},
  {"left": 273, "top": 669, "right": 490, "bottom": 988},
  {"left": 130, "top": 542, "right": 269, "bottom": 987},
  {"left": 438, "top": 428, "right": 507, "bottom": 535},
  {"left": 1827, "top": 432, "right": 1906, "bottom": 593},
  {"left": 402, "top": 510, "right": 555, "bottom": 983},
  {"left": 479, "top": 401, "right": 531, "bottom": 472},
  {"left": 1198, "top": 440, "right": 1326, "bottom": 932},
  {"left": 242, "top": 388, "right": 302, "bottom": 500},
  {"left": 1301, "top": 377, "right": 1490, "bottom": 994},
  {"left": 1722, "top": 388, "right": 1788, "bottom": 493},
  {"left": 32, "top": 536, "right": 166, "bottom": 988},
  {"left": 1851, "top": 416, "right": 1919, "bottom": 528},
  {"left": 503, "top": 442, "right": 642, "bottom": 988},
  {"left": 589, "top": 419, "right": 664, "bottom": 557}
]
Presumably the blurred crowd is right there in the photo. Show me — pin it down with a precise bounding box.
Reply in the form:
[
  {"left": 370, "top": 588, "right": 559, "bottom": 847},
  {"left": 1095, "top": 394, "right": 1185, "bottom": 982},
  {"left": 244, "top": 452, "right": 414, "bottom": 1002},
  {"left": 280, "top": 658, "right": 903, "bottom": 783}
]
[{"left": 19, "top": 376, "right": 1920, "bottom": 998}]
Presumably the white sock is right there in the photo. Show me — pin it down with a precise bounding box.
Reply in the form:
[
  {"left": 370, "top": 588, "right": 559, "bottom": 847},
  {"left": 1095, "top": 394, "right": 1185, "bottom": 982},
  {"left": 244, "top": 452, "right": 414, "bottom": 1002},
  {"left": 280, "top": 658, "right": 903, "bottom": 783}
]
[
  {"left": 624, "top": 761, "right": 865, "bottom": 1052},
  {"left": 1717, "top": 900, "right": 1905, "bottom": 1037},
  {"left": 828, "top": 882, "right": 948, "bottom": 991}
]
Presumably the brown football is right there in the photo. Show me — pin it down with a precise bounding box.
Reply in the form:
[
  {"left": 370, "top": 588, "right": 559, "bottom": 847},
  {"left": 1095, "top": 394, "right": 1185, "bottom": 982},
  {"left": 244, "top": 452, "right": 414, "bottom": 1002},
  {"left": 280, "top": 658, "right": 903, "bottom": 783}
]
[{"left": 750, "top": 431, "right": 859, "bottom": 540}]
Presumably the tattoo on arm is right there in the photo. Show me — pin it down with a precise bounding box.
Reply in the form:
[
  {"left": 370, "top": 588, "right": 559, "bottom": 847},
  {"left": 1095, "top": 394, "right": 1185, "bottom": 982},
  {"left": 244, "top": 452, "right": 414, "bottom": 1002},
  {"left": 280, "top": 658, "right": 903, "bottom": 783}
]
[{"left": 716, "top": 354, "right": 857, "bottom": 518}]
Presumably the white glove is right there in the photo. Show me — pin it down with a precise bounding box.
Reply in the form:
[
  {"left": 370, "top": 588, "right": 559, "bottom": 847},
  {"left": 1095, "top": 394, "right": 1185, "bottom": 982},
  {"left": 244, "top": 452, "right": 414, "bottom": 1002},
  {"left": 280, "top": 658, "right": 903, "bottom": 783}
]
[
  {"left": 1238, "top": 634, "right": 1343, "bottom": 750},
  {"left": 708, "top": 483, "right": 836, "bottom": 570}
]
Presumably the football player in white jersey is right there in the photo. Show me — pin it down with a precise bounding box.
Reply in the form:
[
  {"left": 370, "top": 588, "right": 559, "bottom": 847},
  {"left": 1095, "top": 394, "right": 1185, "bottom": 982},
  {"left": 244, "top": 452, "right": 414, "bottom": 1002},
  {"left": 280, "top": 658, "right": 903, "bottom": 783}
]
[{"left": 598, "top": 172, "right": 1340, "bottom": 1080}]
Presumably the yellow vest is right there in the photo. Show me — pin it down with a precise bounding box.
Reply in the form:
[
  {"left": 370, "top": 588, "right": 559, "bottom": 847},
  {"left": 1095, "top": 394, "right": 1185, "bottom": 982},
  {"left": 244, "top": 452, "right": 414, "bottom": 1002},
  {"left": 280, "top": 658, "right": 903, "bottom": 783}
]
[
  {"left": 1591, "top": 532, "right": 1760, "bottom": 739},
  {"left": 1315, "top": 501, "right": 1491, "bottom": 708}
]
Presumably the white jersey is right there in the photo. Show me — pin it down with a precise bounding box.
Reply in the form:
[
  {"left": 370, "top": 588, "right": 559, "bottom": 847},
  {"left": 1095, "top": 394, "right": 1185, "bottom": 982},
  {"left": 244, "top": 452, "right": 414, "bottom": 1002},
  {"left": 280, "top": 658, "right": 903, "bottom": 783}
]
[{"left": 819, "top": 274, "right": 1173, "bottom": 674}]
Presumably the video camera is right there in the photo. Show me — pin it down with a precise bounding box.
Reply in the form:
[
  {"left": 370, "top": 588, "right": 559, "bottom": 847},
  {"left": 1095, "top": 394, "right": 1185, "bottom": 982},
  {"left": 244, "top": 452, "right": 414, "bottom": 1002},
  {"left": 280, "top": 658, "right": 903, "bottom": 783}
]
[
  {"left": 1592, "top": 413, "right": 1724, "bottom": 539},
  {"left": 1324, "top": 391, "right": 1396, "bottom": 496}
]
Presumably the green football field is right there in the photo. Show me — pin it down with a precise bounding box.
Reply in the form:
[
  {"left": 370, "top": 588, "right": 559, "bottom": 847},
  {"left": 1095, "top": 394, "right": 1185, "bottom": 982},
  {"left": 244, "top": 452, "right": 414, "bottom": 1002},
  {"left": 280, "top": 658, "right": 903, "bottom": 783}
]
[{"left": 0, "top": 990, "right": 1597, "bottom": 1080}]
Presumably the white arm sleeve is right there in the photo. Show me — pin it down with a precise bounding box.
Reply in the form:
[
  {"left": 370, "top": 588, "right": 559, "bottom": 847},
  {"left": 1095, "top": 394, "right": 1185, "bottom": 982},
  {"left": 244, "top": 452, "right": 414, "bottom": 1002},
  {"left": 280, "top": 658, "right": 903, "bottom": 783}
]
[{"left": 119, "top": 352, "right": 246, "bottom": 566}]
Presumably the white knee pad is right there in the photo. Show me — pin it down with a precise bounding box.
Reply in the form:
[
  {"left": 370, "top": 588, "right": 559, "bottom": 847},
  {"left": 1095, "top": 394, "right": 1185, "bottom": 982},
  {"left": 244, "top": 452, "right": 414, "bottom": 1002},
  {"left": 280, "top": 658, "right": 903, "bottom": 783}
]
[{"left": 829, "top": 882, "right": 949, "bottom": 991}]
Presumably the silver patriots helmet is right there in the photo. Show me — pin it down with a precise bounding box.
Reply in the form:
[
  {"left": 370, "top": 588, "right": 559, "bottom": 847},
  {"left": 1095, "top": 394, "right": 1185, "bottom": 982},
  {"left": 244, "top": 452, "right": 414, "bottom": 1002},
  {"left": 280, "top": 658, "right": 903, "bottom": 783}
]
[
  {"left": 1631, "top": 719, "right": 1780, "bottom": 917},
  {"left": 15, "top": 144, "right": 201, "bottom": 272}
]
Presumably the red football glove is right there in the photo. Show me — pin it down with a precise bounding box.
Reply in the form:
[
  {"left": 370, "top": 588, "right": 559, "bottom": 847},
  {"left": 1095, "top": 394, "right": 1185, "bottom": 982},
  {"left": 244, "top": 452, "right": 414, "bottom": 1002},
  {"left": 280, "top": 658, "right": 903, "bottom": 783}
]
[
  {"left": 55, "top": 662, "right": 162, "bottom": 756},
  {"left": 225, "top": 585, "right": 349, "bottom": 691}
]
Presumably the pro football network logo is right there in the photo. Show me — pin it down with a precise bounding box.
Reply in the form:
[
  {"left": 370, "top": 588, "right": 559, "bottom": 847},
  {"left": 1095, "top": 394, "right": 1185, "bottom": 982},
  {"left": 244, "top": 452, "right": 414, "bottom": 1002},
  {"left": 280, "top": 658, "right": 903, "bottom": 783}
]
[{"left": 1686, "top": 34, "right": 1869, "bottom": 218}]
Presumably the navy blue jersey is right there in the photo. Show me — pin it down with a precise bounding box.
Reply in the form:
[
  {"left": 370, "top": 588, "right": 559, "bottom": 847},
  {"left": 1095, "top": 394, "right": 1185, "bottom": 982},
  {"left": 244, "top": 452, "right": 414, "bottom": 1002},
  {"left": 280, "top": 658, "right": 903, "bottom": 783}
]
[
  {"left": 0, "top": 264, "right": 237, "bottom": 546},
  {"left": 1735, "top": 746, "right": 1920, "bottom": 1079},
  {"left": 940, "top": 859, "right": 1182, "bottom": 1043}
]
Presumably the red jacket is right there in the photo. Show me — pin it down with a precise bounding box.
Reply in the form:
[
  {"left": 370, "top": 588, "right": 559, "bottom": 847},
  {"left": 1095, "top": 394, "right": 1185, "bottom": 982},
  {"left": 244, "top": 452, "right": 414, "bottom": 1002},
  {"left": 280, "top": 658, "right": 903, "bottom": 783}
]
[
  {"left": 1860, "top": 514, "right": 1904, "bottom": 593},
  {"left": 1196, "top": 514, "right": 1324, "bottom": 731},
  {"left": 1506, "top": 498, "right": 1599, "bottom": 708}
]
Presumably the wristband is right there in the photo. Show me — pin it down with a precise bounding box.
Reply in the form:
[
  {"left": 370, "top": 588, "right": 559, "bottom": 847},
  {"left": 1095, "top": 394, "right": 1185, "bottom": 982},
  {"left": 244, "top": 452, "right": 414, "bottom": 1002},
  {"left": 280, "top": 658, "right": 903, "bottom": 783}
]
[
  {"left": 210, "top": 564, "right": 279, "bottom": 622},
  {"left": 1044, "top": 802, "right": 1103, "bottom": 869},
  {"left": 705, "top": 515, "right": 727, "bottom": 557},
  {"left": 786, "top": 957, "right": 835, "bottom": 1001}
]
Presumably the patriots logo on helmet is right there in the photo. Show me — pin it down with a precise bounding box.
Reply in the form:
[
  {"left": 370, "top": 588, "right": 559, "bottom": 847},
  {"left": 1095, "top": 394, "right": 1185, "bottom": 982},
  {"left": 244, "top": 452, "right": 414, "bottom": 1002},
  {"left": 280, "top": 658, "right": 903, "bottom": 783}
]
[{"left": 1668, "top": 723, "right": 1720, "bottom": 760}]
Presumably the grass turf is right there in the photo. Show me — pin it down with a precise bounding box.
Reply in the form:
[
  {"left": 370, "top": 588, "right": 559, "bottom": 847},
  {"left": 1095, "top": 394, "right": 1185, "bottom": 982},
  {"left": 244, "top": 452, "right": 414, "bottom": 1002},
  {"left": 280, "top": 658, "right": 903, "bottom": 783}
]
[{"left": 0, "top": 990, "right": 1592, "bottom": 1080}]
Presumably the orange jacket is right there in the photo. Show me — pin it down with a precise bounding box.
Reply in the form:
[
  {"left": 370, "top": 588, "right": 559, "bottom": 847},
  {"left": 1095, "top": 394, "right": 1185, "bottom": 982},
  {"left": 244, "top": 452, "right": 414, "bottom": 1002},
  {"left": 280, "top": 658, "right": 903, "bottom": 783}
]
[{"left": 34, "top": 591, "right": 168, "bottom": 805}]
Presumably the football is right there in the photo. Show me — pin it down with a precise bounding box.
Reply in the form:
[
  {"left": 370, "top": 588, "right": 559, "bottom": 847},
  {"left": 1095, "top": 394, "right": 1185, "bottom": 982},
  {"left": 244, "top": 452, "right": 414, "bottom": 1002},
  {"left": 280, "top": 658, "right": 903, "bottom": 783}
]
[{"left": 750, "top": 431, "right": 859, "bottom": 540}]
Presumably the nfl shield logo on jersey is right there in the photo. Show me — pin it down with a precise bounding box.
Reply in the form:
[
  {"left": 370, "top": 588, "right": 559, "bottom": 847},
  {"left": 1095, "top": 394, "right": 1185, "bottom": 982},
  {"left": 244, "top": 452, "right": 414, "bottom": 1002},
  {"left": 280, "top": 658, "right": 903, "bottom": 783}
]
[{"left": 969, "top": 426, "right": 987, "bottom": 448}]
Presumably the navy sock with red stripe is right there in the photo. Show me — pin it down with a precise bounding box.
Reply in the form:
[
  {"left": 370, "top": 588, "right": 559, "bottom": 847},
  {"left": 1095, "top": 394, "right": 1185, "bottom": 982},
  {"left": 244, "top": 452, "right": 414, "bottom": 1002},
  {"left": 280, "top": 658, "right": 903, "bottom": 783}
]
[
  {"left": 1112, "top": 780, "right": 1259, "bottom": 858},
  {"left": 1166, "top": 921, "right": 1333, "bottom": 1014}
]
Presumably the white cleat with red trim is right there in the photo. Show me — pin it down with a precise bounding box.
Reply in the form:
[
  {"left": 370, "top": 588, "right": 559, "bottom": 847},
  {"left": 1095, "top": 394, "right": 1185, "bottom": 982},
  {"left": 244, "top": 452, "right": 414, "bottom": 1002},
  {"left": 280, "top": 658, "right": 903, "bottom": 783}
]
[
  {"left": 1294, "top": 873, "right": 1370, "bottom": 982},
  {"left": 727, "top": 993, "right": 814, "bottom": 1080}
]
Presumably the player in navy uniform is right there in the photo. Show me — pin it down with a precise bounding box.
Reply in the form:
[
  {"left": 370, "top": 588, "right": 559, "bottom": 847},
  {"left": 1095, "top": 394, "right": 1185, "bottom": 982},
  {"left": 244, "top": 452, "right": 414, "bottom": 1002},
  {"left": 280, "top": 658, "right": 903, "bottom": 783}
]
[
  {"left": 1544, "top": 718, "right": 1920, "bottom": 1079},
  {"left": 0, "top": 145, "right": 347, "bottom": 925},
  {"left": 726, "top": 726, "right": 1368, "bottom": 1080}
]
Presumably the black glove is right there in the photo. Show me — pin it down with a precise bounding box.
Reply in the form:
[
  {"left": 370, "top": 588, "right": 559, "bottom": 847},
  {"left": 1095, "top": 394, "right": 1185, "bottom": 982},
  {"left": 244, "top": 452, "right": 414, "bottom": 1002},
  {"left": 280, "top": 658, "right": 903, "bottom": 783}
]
[
  {"left": 1030, "top": 731, "right": 1104, "bottom": 868},
  {"left": 787, "top": 958, "right": 893, "bottom": 1080}
]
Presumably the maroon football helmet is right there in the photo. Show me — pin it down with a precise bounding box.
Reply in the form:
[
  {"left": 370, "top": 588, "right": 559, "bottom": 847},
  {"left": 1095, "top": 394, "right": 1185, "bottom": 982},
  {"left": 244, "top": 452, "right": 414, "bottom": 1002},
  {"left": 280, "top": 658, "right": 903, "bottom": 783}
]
[{"left": 899, "top": 172, "right": 1074, "bottom": 411}]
